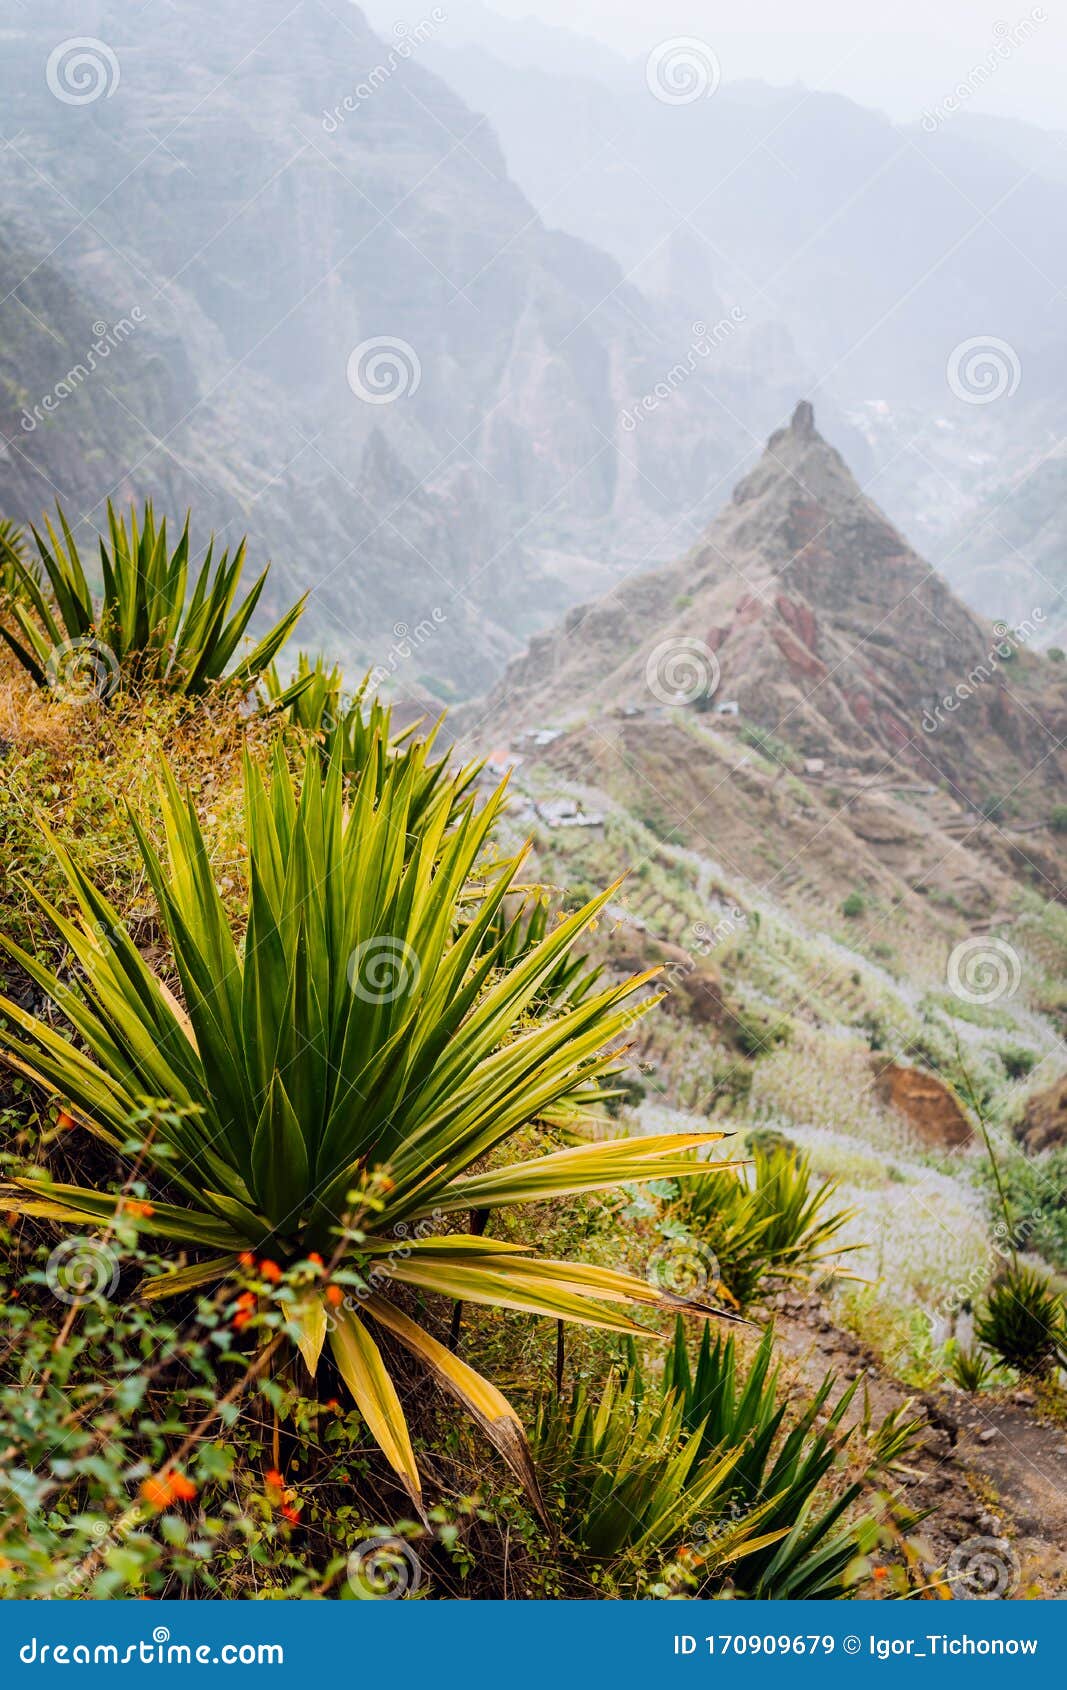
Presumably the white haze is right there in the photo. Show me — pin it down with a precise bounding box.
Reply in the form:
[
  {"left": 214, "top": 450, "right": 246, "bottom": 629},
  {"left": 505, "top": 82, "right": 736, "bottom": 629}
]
[{"left": 376, "top": 0, "right": 1067, "bottom": 131}]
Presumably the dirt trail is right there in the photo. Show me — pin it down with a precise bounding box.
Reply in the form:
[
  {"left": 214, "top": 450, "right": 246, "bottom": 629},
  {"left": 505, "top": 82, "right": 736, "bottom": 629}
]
[{"left": 766, "top": 1290, "right": 1067, "bottom": 1598}]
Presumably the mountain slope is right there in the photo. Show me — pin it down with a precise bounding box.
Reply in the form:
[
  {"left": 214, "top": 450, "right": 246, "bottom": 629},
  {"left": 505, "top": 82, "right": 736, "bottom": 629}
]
[
  {"left": 409, "top": 11, "right": 1067, "bottom": 637},
  {"left": 465, "top": 405, "right": 1067, "bottom": 1417},
  {"left": 0, "top": 0, "right": 802, "bottom": 695}
]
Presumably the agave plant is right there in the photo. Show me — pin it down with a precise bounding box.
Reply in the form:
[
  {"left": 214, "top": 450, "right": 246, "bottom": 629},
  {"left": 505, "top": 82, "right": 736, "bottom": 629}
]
[
  {"left": 0, "top": 516, "right": 29, "bottom": 598},
  {"left": 534, "top": 1319, "right": 873, "bottom": 1597},
  {"left": 532, "top": 1364, "right": 786, "bottom": 1573},
  {"left": 0, "top": 736, "right": 736, "bottom": 1512},
  {"left": 975, "top": 1262, "right": 1066, "bottom": 1377},
  {"left": 677, "top": 1145, "right": 858, "bottom": 1307},
  {"left": 0, "top": 501, "right": 305, "bottom": 700},
  {"left": 944, "top": 1341, "right": 1002, "bottom": 1394},
  {"left": 475, "top": 896, "right": 603, "bottom": 1015},
  {"left": 262, "top": 649, "right": 345, "bottom": 731},
  {"left": 661, "top": 1321, "right": 869, "bottom": 1597},
  {"left": 266, "top": 654, "right": 480, "bottom": 835}
]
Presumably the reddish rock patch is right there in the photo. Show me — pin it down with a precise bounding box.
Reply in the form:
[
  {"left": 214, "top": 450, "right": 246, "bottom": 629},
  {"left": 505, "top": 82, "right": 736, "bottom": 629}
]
[
  {"left": 872, "top": 1060, "right": 973, "bottom": 1149},
  {"left": 776, "top": 594, "right": 819, "bottom": 653},
  {"left": 772, "top": 625, "right": 828, "bottom": 682}
]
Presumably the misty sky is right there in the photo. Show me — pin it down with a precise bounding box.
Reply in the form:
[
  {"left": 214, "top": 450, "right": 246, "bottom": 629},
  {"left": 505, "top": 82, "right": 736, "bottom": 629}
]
[{"left": 460, "top": 0, "right": 1067, "bottom": 129}]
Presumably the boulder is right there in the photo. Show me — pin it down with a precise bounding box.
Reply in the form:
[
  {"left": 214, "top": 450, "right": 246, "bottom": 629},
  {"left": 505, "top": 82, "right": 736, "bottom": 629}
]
[
  {"left": 871, "top": 1059, "right": 973, "bottom": 1149},
  {"left": 1015, "top": 1073, "right": 1067, "bottom": 1153}
]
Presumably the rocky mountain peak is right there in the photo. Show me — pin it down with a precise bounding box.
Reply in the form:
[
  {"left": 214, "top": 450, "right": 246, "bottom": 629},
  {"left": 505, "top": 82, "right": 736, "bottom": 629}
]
[
  {"left": 790, "top": 398, "right": 816, "bottom": 437},
  {"left": 482, "top": 404, "right": 1067, "bottom": 811}
]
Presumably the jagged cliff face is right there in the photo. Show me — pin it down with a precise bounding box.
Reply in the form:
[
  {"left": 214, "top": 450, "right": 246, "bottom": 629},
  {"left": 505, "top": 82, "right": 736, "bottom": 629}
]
[
  {"left": 0, "top": 0, "right": 799, "bottom": 695},
  {"left": 488, "top": 402, "right": 1067, "bottom": 807}
]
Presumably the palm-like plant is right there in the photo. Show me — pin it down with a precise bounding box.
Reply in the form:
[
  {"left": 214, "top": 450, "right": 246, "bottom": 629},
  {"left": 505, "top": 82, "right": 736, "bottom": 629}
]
[
  {"left": 475, "top": 896, "right": 603, "bottom": 1014},
  {"left": 944, "top": 1341, "right": 1001, "bottom": 1393},
  {"left": 0, "top": 738, "right": 735, "bottom": 1511},
  {"left": 0, "top": 516, "right": 29, "bottom": 598},
  {"left": 677, "top": 1145, "right": 858, "bottom": 1307},
  {"left": 265, "top": 654, "right": 481, "bottom": 835},
  {"left": 976, "top": 1263, "right": 1066, "bottom": 1377},
  {"left": 262, "top": 650, "right": 345, "bottom": 731},
  {"left": 533, "top": 1364, "right": 786, "bottom": 1571},
  {"left": 0, "top": 501, "right": 305, "bottom": 699},
  {"left": 662, "top": 1322, "right": 867, "bottom": 1597},
  {"left": 534, "top": 1320, "right": 871, "bottom": 1596}
]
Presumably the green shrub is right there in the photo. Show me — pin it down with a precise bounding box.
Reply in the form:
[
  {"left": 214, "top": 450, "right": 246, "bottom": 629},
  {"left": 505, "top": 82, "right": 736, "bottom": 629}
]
[
  {"left": 999, "top": 1045, "right": 1038, "bottom": 1079},
  {"left": 730, "top": 1003, "right": 790, "bottom": 1057},
  {"left": 944, "top": 1342, "right": 1001, "bottom": 1393},
  {"left": 739, "top": 723, "right": 797, "bottom": 770},
  {"left": 841, "top": 891, "right": 865, "bottom": 919},
  {"left": 976, "top": 1147, "right": 1067, "bottom": 1273},
  {"left": 675, "top": 1147, "right": 858, "bottom": 1307},
  {"left": 0, "top": 501, "right": 305, "bottom": 700},
  {"left": 0, "top": 1221, "right": 520, "bottom": 1599},
  {"left": 1050, "top": 805, "right": 1067, "bottom": 834},
  {"left": 975, "top": 1264, "right": 1066, "bottom": 1377},
  {"left": 533, "top": 1321, "right": 874, "bottom": 1598}
]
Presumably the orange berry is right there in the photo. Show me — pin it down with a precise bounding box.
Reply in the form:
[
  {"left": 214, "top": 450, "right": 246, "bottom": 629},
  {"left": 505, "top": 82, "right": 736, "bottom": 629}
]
[
  {"left": 259, "top": 1259, "right": 282, "bottom": 1283},
  {"left": 232, "top": 1310, "right": 253, "bottom": 1331},
  {"left": 324, "top": 1284, "right": 344, "bottom": 1307},
  {"left": 307, "top": 1252, "right": 324, "bottom": 1267},
  {"left": 234, "top": 1290, "right": 257, "bottom": 1310},
  {"left": 264, "top": 1468, "right": 284, "bottom": 1490},
  {"left": 139, "top": 1476, "right": 173, "bottom": 1511},
  {"left": 56, "top": 1110, "right": 76, "bottom": 1131},
  {"left": 280, "top": 1502, "right": 302, "bottom": 1524},
  {"left": 238, "top": 1251, "right": 255, "bottom": 1269},
  {"left": 167, "top": 1471, "right": 197, "bottom": 1502}
]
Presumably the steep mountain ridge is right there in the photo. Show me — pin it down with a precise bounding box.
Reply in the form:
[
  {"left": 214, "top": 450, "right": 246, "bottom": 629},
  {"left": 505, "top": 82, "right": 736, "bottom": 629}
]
[
  {"left": 475, "top": 404, "right": 1067, "bottom": 943},
  {"left": 486, "top": 402, "right": 1067, "bottom": 808}
]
